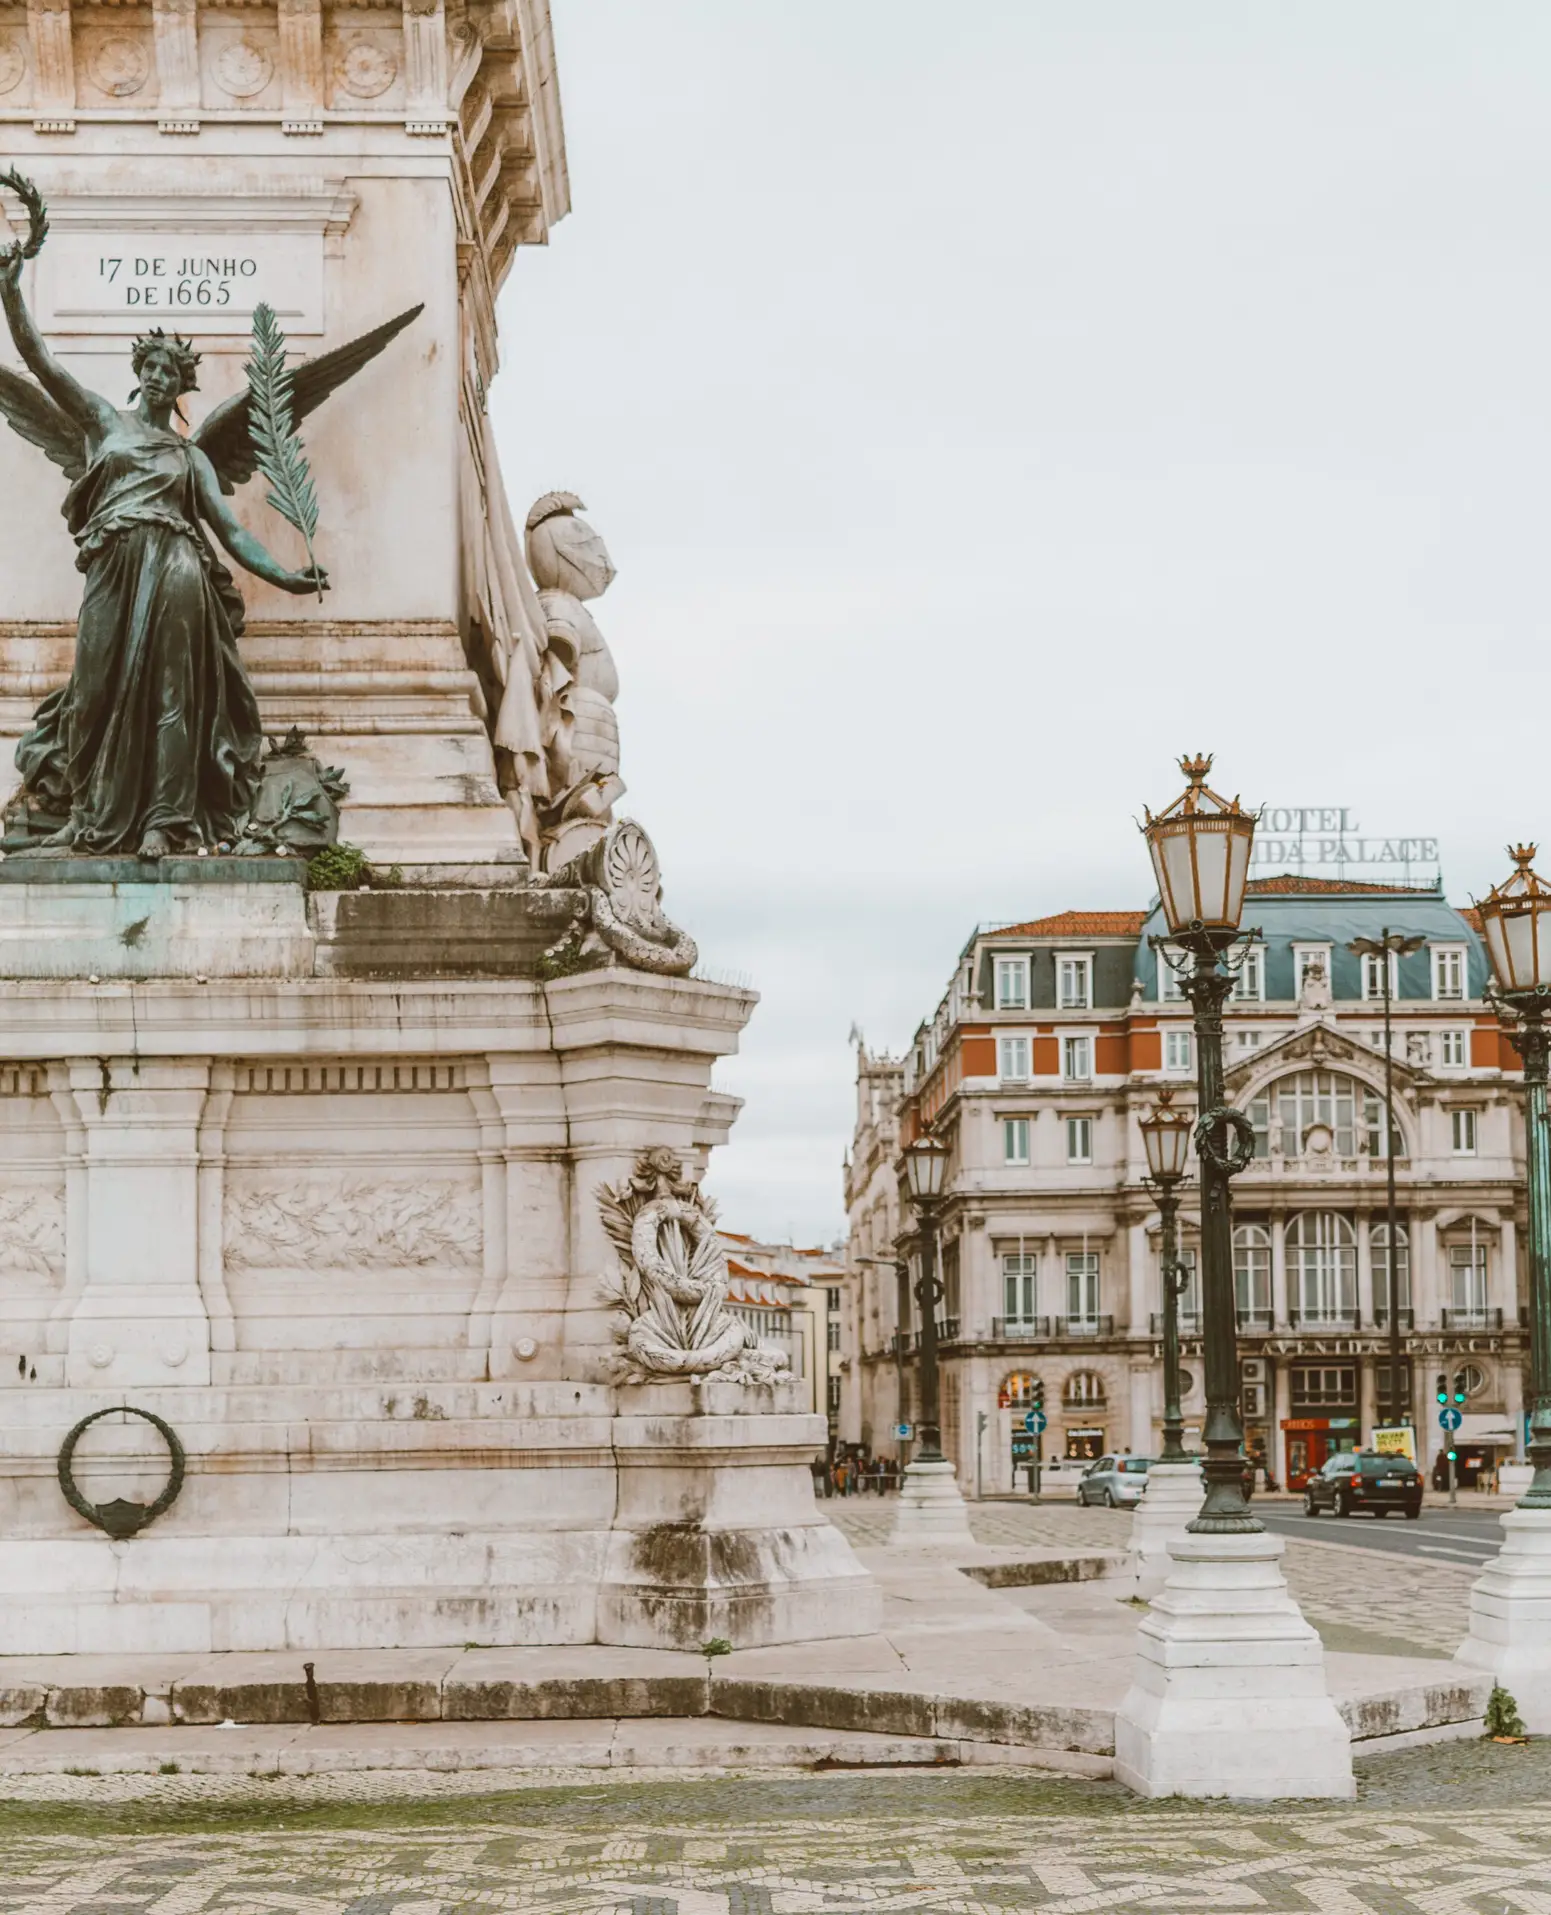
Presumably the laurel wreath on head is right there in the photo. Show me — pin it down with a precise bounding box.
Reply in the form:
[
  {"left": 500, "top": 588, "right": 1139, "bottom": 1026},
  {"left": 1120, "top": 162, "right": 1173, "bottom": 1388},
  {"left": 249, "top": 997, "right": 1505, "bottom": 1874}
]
[{"left": 0, "top": 168, "right": 48, "bottom": 270}]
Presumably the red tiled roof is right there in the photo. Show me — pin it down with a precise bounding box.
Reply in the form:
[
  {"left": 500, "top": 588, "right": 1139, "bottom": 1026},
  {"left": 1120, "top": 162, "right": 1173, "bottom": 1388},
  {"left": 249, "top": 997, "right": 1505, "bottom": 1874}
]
[
  {"left": 1460, "top": 906, "right": 1483, "bottom": 931},
  {"left": 990, "top": 911, "right": 1148, "bottom": 939},
  {"left": 1245, "top": 874, "right": 1437, "bottom": 897}
]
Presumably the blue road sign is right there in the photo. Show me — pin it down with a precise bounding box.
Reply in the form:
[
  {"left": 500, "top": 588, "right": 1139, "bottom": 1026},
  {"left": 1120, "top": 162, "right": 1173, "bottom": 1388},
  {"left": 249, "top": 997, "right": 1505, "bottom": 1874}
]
[
  {"left": 1439, "top": 1406, "right": 1463, "bottom": 1432},
  {"left": 894, "top": 1422, "right": 913, "bottom": 1440},
  {"left": 1024, "top": 1410, "right": 1048, "bottom": 1434}
]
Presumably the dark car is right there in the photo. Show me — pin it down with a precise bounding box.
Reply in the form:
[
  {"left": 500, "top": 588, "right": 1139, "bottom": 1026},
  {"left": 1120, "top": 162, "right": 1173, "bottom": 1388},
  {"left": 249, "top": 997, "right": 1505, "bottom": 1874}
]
[{"left": 1304, "top": 1451, "right": 1422, "bottom": 1519}]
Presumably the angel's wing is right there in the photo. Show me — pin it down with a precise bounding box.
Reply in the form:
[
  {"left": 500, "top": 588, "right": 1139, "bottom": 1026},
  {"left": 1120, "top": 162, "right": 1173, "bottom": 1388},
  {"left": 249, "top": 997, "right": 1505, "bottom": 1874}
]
[
  {"left": 193, "top": 303, "right": 423, "bottom": 495},
  {"left": 0, "top": 365, "right": 88, "bottom": 483}
]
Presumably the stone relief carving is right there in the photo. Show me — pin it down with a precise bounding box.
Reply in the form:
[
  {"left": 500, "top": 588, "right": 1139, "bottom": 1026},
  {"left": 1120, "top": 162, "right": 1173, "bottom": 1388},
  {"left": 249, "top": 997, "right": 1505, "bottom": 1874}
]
[
  {"left": 597, "top": 1147, "right": 789, "bottom": 1384},
  {"left": 551, "top": 818, "right": 697, "bottom": 977},
  {"left": 214, "top": 40, "right": 274, "bottom": 99},
  {"left": 0, "top": 35, "right": 26, "bottom": 96},
  {"left": 225, "top": 1177, "right": 481, "bottom": 1270},
  {"left": 334, "top": 37, "right": 397, "bottom": 99},
  {"left": 0, "top": 1188, "right": 64, "bottom": 1281},
  {"left": 86, "top": 32, "right": 151, "bottom": 97}
]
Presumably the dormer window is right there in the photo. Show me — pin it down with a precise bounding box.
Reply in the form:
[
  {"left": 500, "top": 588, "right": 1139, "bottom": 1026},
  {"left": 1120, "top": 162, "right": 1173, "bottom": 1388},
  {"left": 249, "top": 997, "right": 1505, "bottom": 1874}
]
[
  {"left": 994, "top": 956, "right": 1029, "bottom": 1010},
  {"left": 1361, "top": 951, "right": 1399, "bottom": 1001},
  {"left": 1057, "top": 953, "right": 1093, "bottom": 1010},
  {"left": 1432, "top": 946, "right": 1466, "bottom": 1002}
]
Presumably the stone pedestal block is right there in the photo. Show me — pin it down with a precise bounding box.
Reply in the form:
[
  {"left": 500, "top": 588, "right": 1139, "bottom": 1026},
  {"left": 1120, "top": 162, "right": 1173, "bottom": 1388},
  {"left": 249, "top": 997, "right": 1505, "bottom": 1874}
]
[
  {"left": 1130, "top": 1461, "right": 1204, "bottom": 1598},
  {"left": 1456, "top": 1506, "right": 1551, "bottom": 1727},
  {"left": 889, "top": 1459, "right": 975, "bottom": 1548},
  {"left": 598, "top": 1380, "right": 881, "bottom": 1649},
  {"left": 1114, "top": 1529, "right": 1354, "bottom": 1799},
  {"left": 1498, "top": 1462, "right": 1535, "bottom": 1501}
]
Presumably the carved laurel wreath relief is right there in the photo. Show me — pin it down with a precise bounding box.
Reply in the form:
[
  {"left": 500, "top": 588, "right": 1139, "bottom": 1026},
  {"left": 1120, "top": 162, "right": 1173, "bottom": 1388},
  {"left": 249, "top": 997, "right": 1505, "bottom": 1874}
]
[
  {"left": 0, "top": 34, "right": 26, "bottom": 98},
  {"left": 0, "top": 1188, "right": 64, "bottom": 1282},
  {"left": 224, "top": 1178, "right": 482, "bottom": 1271}
]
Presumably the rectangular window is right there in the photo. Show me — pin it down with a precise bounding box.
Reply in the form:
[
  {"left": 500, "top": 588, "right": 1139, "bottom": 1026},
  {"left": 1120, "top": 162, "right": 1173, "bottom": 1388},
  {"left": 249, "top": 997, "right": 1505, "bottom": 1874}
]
[
  {"left": 1433, "top": 947, "right": 1466, "bottom": 1001},
  {"left": 826, "top": 1376, "right": 841, "bottom": 1414},
  {"left": 826, "top": 1319, "right": 841, "bottom": 1352},
  {"left": 1062, "top": 1034, "right": 1092, "bottom": 1082},
  {"left": 1452, "top": 1108, "right": 1478, "bottom": 1154},
  {"left": 1361, "top": 952, "right": 1398, "bottom": 1001},
  {"left": 994, "top": 956, "right": 1029, "bottom": 1010},
  {"left": 1173, "top": 1245, "right": 1200, "bottom": 1322},
  {"left": 1450, "top": 1242, "right": 1488, "bottom": 1317},
  {"left": 1232, "top": 948, "right": 1264, "bottom": 1002},
  {"left": 1066, "top": 1116, "right": 1093, "bottom": 1164},
  {"left": 1002, "top": 1252, "right": 1037, "bottom": 1324},
  {"left": 1236, "top": 1031, "right": 1263, "bottom": 1051},
  {"left": 1441, "top": 1029, "right": 1466, "bottom": 1067},
  {"left": 1002, "top": 1117, "right": 1030, "bottom": 1165},
  {"left": 1164, "top": 1029, "right": 1193, "bottom": 1073},
  {"left": 1066, "top": 1251, "right": 1100, "bottom": 1325},
  {"left": 1057, "top": 955, "right": 1092, "bottom": 1010},
  {"left": 826, "top": 1287, "right": 841, "bottom": 1313},
  {"left": 1158, "top": 951, "right": 1185, "bottom": 1003},
  {"left": 997, "top": 1035, "right": 1031, "bottom": 1082}
]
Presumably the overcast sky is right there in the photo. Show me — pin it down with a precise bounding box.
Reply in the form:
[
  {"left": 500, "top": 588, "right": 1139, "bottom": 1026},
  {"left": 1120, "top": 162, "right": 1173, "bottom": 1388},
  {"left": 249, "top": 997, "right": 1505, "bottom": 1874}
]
[{"left": 494, "top": 3, "right": 1551, "bottom": 1247}]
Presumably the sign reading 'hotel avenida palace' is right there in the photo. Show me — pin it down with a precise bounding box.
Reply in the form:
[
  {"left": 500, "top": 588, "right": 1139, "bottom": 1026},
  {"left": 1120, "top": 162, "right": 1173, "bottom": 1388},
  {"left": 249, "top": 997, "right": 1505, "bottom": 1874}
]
[{"left": 844, "top": 872, "right": 1524, "bottom": 1496}]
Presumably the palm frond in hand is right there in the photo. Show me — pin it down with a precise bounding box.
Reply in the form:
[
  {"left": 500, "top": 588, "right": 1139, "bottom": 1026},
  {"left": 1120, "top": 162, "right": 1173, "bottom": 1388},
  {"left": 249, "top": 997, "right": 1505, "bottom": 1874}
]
[{"left": 244, "top": 302, "right": 322, "bottom": 598}]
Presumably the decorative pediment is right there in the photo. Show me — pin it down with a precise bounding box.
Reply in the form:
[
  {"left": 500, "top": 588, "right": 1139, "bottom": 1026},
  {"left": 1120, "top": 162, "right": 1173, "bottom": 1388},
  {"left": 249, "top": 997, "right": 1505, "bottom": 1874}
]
[{"left": 1225, "top": 1017, "right": 1428, "bottom": 1099}]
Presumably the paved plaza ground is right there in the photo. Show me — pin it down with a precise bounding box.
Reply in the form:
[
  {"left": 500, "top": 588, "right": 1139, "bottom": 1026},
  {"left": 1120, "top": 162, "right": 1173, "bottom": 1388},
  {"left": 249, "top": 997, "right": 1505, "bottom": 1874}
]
[
  {"left": 1, "top": 1500, "right": 1538, "bottom": 1912},
  {"left": 3, "top": 1745, "right": 1551, "bottom": 1912}
]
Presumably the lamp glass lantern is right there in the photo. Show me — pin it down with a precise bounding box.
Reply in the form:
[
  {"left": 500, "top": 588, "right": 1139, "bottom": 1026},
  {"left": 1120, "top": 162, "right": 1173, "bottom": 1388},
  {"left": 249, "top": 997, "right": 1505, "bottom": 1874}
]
[
  {"left": 1142, "top": 754, "right": 1256, "bottom": 938},
  {"left": 904, "top": 1134, "right": 948, "bottom": 1205},
  {"left": 1476, "top": 845, "right": 1551, "bottom": 997},
  {"left": 1140, "top": 1088, "right": 1192, "bottom": 1182}
]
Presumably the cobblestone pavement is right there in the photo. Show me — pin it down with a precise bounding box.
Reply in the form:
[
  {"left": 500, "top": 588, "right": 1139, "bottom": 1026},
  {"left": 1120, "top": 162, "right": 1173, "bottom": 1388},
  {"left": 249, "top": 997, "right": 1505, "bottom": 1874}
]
[
  {"left": 831, "top": 1498, "right": 1477, "bottom": 1655},
  {"left": 5, "top": 1749, "right": 1551, "bottom": 1911}
]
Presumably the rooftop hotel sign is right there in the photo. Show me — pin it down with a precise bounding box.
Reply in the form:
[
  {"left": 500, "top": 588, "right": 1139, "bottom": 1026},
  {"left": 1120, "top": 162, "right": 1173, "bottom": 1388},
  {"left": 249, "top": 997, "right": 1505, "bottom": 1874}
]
[{"left": 1251, "top": 808, "right": 1440, "bottom": 875}]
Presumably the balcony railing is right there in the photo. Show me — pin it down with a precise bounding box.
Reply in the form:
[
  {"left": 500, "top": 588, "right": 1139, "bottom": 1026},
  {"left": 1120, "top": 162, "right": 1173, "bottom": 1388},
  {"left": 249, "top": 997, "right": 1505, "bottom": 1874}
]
[
  {"left": 1236, "top": 1308, "right": 1274, "bottom": 1332},
  {"left": 888, "top": 1320, "right": 960, "bottom": 1355},
  {"left": 1055, "top": 1314, "right": 1114, "bottom": 1338},
  {"left": 1149, "top": 1313, "right": 1202, "bottom": 1336},
  {"left": 1373, "top": 1308, "right": 1415, "bottom": 1329},
  {"left": 1289, "top": 1309, "right": 1361, "bottom": 1330},
  {"left": 1441, "top": 1307, "right": 1503, "bottom": 1331},
  {"left": 992, "top": 1315, "right": 1052, "bottom": 1341}
]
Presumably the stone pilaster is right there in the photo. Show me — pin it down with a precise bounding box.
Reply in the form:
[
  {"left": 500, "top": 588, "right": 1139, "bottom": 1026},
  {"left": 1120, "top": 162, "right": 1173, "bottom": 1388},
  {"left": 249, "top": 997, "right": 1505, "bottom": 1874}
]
[
  {"left": 278, "top": 0, "right": 324, "bottom": 134},
  {"left": 403, "top": 0, "right": 449, "bottom": 135},
  {"left": 152, "top": 0, "right": 201, "bottom": 133},
  {"left": 25, "top": 0, "right": 74, "bottom": 133}
]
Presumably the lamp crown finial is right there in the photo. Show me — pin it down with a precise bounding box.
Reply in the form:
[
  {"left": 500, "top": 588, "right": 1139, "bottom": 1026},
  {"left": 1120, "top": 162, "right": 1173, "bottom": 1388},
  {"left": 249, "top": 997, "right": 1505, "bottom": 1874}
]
[
  {"left": 1511, "top": 843, "right": 1538, "bottom": 870},
  {"left": 1179, "top": 753, "right": 1213, "bottom": 786}
]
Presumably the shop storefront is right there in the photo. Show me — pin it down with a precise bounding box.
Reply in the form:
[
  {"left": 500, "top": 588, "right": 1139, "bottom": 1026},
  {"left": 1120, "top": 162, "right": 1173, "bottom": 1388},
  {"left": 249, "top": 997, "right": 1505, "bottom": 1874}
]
[{"left": 1282, "top": 1415, "right": 1361, "bottom": 1489}]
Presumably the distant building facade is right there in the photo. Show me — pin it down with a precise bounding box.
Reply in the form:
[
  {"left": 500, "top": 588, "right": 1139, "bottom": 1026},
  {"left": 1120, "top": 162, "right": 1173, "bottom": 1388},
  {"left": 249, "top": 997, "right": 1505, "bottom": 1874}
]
[
  {"left": 717, "top": 1229, "right": 846, "bottom": 1431},
  {"left": 843, "top": 877, "right": 1528, "bottom": 1494}
]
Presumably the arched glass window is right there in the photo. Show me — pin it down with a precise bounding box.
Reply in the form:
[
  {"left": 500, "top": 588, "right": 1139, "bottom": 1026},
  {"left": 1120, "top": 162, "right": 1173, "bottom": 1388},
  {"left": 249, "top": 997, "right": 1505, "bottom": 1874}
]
[
  {"left": 1234, "top": 1223, "right": 1272, "bottom": 1320},
  {"left": 1289, "top": 1212, "right": 1357, "bottom": 1324},
  {"left": 1245, "top": 1072, "right": 1401, "bottom": 1160},
  {"left": 1063, "top": 1369, "right": 1106, "bottom": 1409},
  {"left": 1370, "top": 1221, "right": 1411, "bottom": 1319},
  {"left": 999, "top": 1372, "right": 1041, "bottom": 1409}
]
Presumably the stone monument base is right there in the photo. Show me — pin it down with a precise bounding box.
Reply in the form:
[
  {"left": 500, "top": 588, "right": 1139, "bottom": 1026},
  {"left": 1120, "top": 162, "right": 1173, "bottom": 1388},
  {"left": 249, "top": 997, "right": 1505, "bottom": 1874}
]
[
  {"left": 1455, "top": 1506, "right": 1551, "bottom": 1728},
  {"left": 889, "top": 1458, "right": 975, "bottom": 1547},
  {"left": 1130, "top": 1461, "right": 1204, "bottom": 1598},
  {"left": 1114, "top": 1529, "right": 1354, "bottom": 1799}
]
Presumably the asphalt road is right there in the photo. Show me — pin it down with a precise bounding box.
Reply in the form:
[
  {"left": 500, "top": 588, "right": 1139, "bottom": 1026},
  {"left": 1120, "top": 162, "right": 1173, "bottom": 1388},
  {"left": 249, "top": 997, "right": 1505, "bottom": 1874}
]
[{"left": 1258, "top": 1500, "right": 1504, "bottom": 1565}]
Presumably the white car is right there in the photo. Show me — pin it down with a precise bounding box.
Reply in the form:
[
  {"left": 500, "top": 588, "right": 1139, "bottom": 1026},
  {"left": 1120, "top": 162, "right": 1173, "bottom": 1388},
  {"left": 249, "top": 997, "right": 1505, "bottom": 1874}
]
[{"left": 1076, "top": 1455, "right": 1151, "bottom": 1507}]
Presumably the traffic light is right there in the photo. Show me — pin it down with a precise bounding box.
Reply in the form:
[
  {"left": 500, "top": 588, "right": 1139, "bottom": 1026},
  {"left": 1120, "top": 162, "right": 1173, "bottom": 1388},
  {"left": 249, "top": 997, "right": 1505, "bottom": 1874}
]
[
  {"left": 1033, "top": 1377, "right": 1045, "bottom": 1412},
  {"left": 1453, "top": 1372, "right": 1468, "bottom": 1406},
  {"left": 1447, "top": 1447, "right": 1458, "bottom": 1462},
  {"left": 1436, "top": 1374, "right": 1448, "bottom": 1405}
]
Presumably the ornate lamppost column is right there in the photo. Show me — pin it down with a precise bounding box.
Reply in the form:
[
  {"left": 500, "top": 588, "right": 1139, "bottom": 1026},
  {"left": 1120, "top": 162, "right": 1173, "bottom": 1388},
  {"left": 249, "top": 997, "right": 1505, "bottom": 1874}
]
[
  {"left": 1131, "top": 1089, "right": 1206, "bottom": 1596},
  {"left": 1456, "top": 846, "right": 1551, "bottom": 1724},
  {"left": 1115, "top": 754, "right": 1352, "bottom": 1801},
  {"left": 890, "top": 1134, "right": 973, "bottom": 1546}
]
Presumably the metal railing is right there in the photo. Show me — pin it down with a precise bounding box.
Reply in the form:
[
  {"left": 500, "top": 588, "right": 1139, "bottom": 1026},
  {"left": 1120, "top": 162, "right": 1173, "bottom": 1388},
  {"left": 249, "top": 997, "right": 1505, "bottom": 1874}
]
[
  {"left": 1289, "top": 1309, "right": 1361, "bottom": 1330},
  {"left": 1054, "top": 1314, "right": 1114, "bottom": 1337},
  {"left": 991, "top": 1315, "right": 1052, "bottom": 1341},
  {"left": 1149, "top": 1312, "right": 1202, "bottom": 1335},
  {"left": 1235, "top": 1308, "right": 1274, "bottom": 1332},
  {"left": 1441, "top": 1307, "right": 1503, "bottom": 1330},
  {"left": 1373, "top": 1308, "right": 1415, "bottom": 1329}
]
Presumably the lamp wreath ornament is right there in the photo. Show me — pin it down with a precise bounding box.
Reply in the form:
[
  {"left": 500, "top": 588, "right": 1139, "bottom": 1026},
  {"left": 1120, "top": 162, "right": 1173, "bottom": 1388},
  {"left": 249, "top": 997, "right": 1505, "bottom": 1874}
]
[
  {"left": 1141, "top": 753, "right": 1261, "bottom": 1531},
  {"left": 0, "top": 169, "right": 48, "bottom": 273},
  {"left": 57, "top": 1405, "right": 186, "bottom": 1540},
  {"left": 1474, "top": 844, "right": 1551, "bottom": 1507}
]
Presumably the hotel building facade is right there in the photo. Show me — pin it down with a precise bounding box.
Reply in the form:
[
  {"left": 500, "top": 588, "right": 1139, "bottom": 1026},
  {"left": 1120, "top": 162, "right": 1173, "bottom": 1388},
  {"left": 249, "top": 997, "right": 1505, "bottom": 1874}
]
[{"left": 840, "top": 876, "right": 1528, "bottom": 1494}]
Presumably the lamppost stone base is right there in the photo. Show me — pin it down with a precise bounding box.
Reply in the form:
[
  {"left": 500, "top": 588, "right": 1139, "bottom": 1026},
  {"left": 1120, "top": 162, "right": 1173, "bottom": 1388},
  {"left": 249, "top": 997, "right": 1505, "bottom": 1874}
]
[
  {"left": 889, "top": 1458, "right": 975, "bottom": 1547},
  {"left": 1455, "top": 1506, "right": 1551, "bottom": 1728},
  {"left": 1130, "top": 1461, "right": 1204, "bottom": 1599},
  {"left": 1114, "top": 1529, "right": 1354, "bottom": 1799}
]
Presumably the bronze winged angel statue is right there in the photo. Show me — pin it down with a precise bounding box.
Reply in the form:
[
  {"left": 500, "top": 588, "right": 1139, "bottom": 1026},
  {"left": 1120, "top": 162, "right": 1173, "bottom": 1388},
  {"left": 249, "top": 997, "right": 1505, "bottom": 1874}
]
[{"left": 0, "top": 171, "right": 419, "bottom": 858}]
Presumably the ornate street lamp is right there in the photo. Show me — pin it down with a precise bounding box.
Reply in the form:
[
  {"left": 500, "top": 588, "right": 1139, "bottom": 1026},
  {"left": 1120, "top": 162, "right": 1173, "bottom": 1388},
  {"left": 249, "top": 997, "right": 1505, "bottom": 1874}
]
[
  {"left": 902, "top": 1133, "right": 949, "bottom": 1464},
  {"left": 1140, "top": 1088, "right": 1193, "bottom": 1465},
  {"left": 1142, "top": 754, "right": 1260, "bottom": 1532},
  {"left": 1348, "top": 928, "right": 1425, "bottom": 1433},
  {"left": 1475, "top": 845, "right": 1551, "bottom": 1506}
]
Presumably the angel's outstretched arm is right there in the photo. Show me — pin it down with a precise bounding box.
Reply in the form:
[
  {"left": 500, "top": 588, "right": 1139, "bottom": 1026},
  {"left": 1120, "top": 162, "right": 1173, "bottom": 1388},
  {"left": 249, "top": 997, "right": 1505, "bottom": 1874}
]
[
  {"left": 190, "top": 445, "right": 327, "bottom": 596},
  {"left": 0, "top": 252, "right": 115, "bottom": 438}
]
